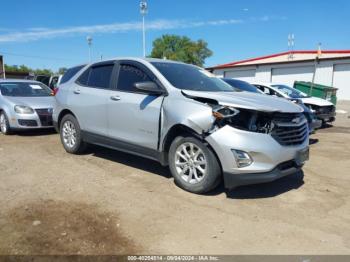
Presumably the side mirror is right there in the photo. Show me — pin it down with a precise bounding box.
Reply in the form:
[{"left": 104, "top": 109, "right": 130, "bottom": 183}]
[{"left": 134, "top": 81, "right": 164, "bottom": 95}]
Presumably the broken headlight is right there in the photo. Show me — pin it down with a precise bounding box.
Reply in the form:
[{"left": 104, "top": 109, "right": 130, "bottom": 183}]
[
  {"left": 212, "top": 105, "right": 239, "bottom": 120},
  {"left": 211, "top": 105, "right": 273, "bottom": 134}
]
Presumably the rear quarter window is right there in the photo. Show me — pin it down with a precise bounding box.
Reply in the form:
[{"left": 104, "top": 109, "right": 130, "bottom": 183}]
[{"left": 60, "top": 65, "right": 86, "bottom": 84}]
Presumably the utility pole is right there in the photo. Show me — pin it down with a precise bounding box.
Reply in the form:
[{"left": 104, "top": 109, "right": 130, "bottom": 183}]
[
  {"left": 310, "top": 43, "right": 322, "bottom": 96},
  {"left": 288, "top": 34, "right": 295, "bottom": 60},
  {"left": 1, "top": 55, "right": 5, "bottom": 79},
  {"left": 140, "top": 1, "right": 148, "bottom": 57},
  {"left": 86, "top": 36, "right": 93, "bottom": 62}
]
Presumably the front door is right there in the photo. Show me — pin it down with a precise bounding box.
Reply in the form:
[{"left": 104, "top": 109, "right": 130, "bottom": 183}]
[{"left": 107, "top": 61, "right": 165, "bottom": 150}]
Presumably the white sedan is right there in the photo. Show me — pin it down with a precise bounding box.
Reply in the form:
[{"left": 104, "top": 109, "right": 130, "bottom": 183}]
[{"left": 252, "top": 82, "right": 336, "bottom": 124}]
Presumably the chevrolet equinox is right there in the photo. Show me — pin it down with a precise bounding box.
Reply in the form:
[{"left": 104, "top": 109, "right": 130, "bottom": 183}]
[{"left": 53, "top": 58, "right": 309, "bottom": 193}]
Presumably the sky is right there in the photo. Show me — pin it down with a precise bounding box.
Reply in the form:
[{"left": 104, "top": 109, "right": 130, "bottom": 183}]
[{"left": 0, "top": 0, "right": 350, "bottom": 71}]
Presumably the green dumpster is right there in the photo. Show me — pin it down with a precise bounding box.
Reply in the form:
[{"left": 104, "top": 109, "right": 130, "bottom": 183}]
[{"left": 293, "top": 81, "right": 338, "bottom": 105}]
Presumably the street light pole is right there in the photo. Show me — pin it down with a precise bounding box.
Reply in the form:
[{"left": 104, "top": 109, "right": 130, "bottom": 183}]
[
  {"left": 86, "top": 36, "right": 93, "bottom": 62},
  {"left": 0, "top": 55, "right": 5, "bottom": 79},
  {"left": 140, "top": 1, "right": 148, "bottom": 57}
]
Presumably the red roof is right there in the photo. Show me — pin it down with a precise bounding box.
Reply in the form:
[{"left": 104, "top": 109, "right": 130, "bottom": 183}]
[{"left": 208, "top": 50, "right": 350, "bottom": 70}]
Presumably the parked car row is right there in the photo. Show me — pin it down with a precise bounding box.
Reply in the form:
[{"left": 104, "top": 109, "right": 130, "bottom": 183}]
[
  {"left": 27, "top": 74, "right": 63, "bottom": 90},
  {"left": 0, "top": 58, "right": 334, "bottom": 194},
  {"left": 221, "top": 79, "right": 325, "bottom": 133},
  {"left": 252, "top": 82, "right": 336, "bottom": 124},
  {"left": 0, "top": 80, "right": 55, "bottom": 134}
]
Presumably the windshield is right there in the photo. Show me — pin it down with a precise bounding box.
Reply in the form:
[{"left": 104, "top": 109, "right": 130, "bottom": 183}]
[
  {"left": 223, "top": 79, "right": 261, "bottom": 93},
  {"left": 151, "top": 62, "right": 235, "bottom": 92},
  {"left": 0, "top": 82, "right": 52, "bottom": 97},
  {"left": 271, "top": 84, "right": 308, "bottom": 98}
]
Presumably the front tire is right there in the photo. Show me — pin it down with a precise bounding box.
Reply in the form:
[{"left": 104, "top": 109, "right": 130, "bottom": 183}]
[
  {"left": 60, "top": 114, "right": 86, "bottom": 154},
  {"left": 0, "top": 112, "right": 11, "bottom": 135},
  {"left": 168, "top": 136, "right": 221, "bottom": 194}
]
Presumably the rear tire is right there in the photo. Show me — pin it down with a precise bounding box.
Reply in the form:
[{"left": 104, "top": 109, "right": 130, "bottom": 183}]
[
  {"left": 0, "top": 112, "right": 12, "bottom": 135},
  {"left": 60, "top": 114, "right": 86, "bottom": 154},
  {"left": 168, "top": 136, "right": 221, "bottom": 194}
]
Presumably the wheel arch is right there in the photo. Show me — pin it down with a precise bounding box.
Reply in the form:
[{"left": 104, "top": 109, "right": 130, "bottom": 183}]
[
  {"left": 161, "top": 124, "right": 223, "bottom": 174},
  {"left": 57, "top": 109, "right": 76, "bottom": 130},
  {"left": 162, "top": 124, "right": 202, "bottom": 153}
]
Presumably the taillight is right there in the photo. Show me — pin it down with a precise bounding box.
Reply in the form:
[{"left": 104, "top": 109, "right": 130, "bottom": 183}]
[{"left": 53, "top": 87, "right": 59, "bottom": 96}]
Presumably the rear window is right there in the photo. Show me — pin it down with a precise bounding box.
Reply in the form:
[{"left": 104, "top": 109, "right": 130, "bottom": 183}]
[
  {"left": 77, "top": 64, "right": 114, "bottom": 89},
  {"left": 0, "top": 82, "right": 52, "bottom": 97},
  {"left": 60, "top": 65, "right": 86, "bottom": 84}
]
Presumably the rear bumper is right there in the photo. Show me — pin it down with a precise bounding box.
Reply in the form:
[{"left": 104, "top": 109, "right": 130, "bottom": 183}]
[{"left": 223, "top": 161, "right": 302, "bottom": 189}]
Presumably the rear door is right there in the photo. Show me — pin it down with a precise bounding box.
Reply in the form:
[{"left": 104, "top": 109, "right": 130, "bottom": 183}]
[
  {"left": 271, "top": 66, "right": 314, "bottom": 86},
  {"left": 107, "top": 60, "right": 165, "bottom": 150},
  {"left": 333, "top": 63, "right": 350, "bottom": 100},
  {"left": 68, "top": 62, "right": 115, "bottom": 136},
  {"left": 224, "top": 69, "right": 256, "bottom": 82}
]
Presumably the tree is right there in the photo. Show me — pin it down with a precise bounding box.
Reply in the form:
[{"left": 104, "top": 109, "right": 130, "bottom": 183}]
[
  {"left": 58, "top": 67, "right": 68, "bottom": 75},
  {"left": 5, "top": 64, "right": 54, "bottom": 75},
  {"left": 34, "top": 68, "right": 53, "bottom": 75},
  {"left": 150, "top": 35, "right": 213, "bottom": 67}
]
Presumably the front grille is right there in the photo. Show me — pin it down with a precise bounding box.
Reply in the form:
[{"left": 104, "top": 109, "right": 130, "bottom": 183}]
[
  {"left": 35, "top": 108, "right": 53, "bottom": 126},
  {"left": 272, "top": 113, "right": 301, "bottom": 123},
  {"left": 317, "top": 105, "right": 335, "bottom": 114},
  {"left": 271, "top": 113, "right": 308, "bottom": 146},
  {"left": 18, "top": 119, "right": 38, "bottom": 127}
]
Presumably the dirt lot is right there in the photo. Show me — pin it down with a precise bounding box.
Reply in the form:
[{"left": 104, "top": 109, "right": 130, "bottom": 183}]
[{"left": 1, "top": 101, "right": 350, "bottom": 255}]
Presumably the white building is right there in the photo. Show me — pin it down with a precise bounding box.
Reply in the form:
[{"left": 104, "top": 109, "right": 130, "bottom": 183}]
[{"left": 208, "top": 50, "right": 350, "bottom": 100}]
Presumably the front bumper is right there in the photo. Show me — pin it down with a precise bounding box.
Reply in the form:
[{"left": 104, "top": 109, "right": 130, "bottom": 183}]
[
  {"left": 8, "top": 111, "right": 53, "bottom": 129},
  {"left": 205, "top": 125, "right": 309, "bottom": 189},
  {"left": 223, "top": 161, "right": 302, "bottom": 188},
  {"left": 310, "top": 119, "right": 322, "bottom": 131},
  {"left": 316, "top": 112, "right": 336, "bottom": 122}
]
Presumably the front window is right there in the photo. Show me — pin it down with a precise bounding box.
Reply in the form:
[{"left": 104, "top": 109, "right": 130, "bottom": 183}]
[
  {"left": 0, "top": 82, "right": 52, "bottom": 97},
  {"left": 117, "top": 64, "right": 152, "bottom": 92},
  {"left": 271, "top": 84, "right": 308, "bottom": 98},
  {"left": 151, "top": 62, "right": 235, "bottom": 92}
]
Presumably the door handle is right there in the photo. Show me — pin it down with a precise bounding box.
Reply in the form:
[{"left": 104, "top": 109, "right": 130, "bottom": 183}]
[
  {"left": 73, "top": 90, "right": 81, "bottom": 94},
  {"left": 110, "top": 95, "right": 121, "bottom": 101}
]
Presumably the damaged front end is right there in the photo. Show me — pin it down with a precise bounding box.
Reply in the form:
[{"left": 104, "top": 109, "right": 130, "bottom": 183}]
[
  {"left": 210, "top": 104, "right": 309, "bottom": 146},
  {"left": 211, "top": 105, "right": 274, "bottom": 134},
  {"left": 180, "top": 90, "right": 309, "bottom": 147}
]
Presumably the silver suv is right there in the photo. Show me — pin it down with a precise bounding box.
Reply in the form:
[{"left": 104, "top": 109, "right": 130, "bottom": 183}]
[{"left": 53, "top": 58, "right": 309, "bottom": 193}]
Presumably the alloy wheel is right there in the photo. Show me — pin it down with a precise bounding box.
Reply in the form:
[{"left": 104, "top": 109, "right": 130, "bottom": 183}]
[
  {"left": 62, "top": 120, "right": 77, "bottom": 148},
  {"left": 175, "top": 142, "right": 207, "bottom": 184},
  {"left": 0, "top": 114, "right": 7, "bottom": 133}
]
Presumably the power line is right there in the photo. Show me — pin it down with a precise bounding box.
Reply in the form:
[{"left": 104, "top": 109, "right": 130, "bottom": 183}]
[{"left": 0, "top": 51, "right": 76, "bottom": 62}]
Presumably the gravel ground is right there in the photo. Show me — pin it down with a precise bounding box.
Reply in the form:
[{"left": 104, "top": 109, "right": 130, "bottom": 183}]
[{"left": 0, "top": 101, "right": 350, "bottom": 255}]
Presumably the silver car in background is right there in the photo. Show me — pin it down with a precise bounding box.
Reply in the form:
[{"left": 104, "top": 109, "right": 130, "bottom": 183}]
[
  {"left": 0, "top": 79, "right": 55, "bottom": 134},
  {"left": 54, "top": 58, "right": 309, "bottom": 194}
]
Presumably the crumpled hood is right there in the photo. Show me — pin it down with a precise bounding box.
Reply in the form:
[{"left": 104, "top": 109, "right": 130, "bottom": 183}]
[
  {"left": 300, "top": 96, "right": 333, "bottom": 107},
  {"left": 182, "top": 90, "right": 303, "bottom": 113},
  {"left": 5, "top": 96, "right": 55, "bottom": 109}
]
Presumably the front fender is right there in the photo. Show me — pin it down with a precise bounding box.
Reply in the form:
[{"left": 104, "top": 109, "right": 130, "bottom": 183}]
[
  {"left": 0, "top": 103, "right": 13, "bottom": 123},
  {"left": 160, "top": 96, "right": 215, "bottom": 146}
]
